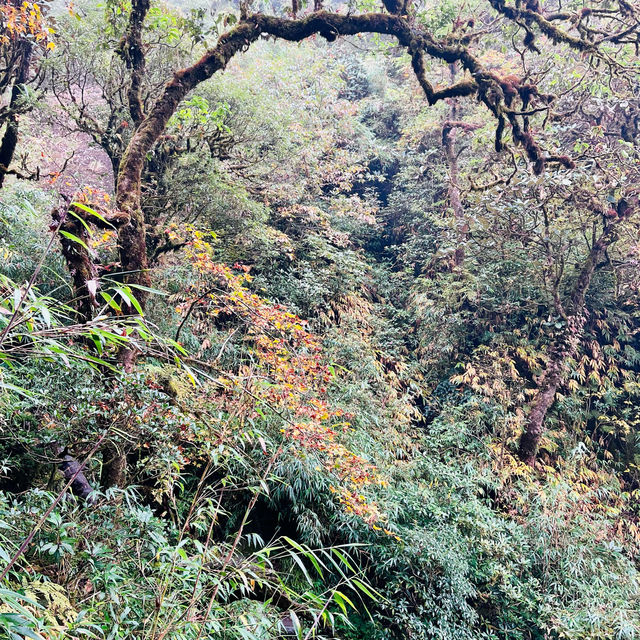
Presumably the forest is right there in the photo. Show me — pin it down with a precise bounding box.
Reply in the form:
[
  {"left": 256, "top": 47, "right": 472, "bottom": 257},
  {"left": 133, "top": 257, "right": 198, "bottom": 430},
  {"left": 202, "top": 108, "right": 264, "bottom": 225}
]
[{"left": 0, "top": 0, "right": 639, "bottom": 638}]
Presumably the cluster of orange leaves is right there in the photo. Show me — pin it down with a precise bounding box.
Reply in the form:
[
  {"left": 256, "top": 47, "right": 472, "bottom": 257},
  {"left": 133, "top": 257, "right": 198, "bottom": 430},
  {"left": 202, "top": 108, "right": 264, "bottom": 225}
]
[
  {"left": 173, "top": 225, "right": 388, "bottom": 525},
  {"left": 72, "top": 185, "right": 111, "bottom": 206},
  {"left": 0, "top": 1, "right": 52, "bottom": 47}
]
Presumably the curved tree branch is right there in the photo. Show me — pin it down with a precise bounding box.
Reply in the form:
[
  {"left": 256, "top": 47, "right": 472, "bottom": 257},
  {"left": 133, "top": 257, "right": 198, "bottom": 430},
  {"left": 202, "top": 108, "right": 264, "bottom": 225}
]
[{"left": 112, "top": 5, "right": 635, "bottom": 368}]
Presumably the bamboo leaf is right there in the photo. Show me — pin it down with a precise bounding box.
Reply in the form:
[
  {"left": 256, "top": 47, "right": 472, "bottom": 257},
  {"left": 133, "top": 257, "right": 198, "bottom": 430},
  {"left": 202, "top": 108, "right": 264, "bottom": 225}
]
[{"left": 59, "top": 230, "right": 90, "bottom": 251}]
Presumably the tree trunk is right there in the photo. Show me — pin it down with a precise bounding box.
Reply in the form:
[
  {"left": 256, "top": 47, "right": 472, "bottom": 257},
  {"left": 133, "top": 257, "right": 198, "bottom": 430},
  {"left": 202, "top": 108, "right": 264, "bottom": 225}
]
[
  {"left": 0, "top": 40, "right": 33, "bottom": 188},
  {"left": 100, "top": 444, "right": 127, "bottom": 490},
  {"left": 442, "top": 68, "right": 466, "bottom": 267},
  {"left": 52, "top": 204, "right": 99, "bottom": 323},
  {"left": 443, "top": 124, "right": 465, "bottom": 267},
  {"left": 117, "top": 0, "right": 150, "bottom": 127},
  {"left": 517, "top": 222, "right": 621, "bottom": 464},
  {"left": 518, "top": 330, "right": 576, "bottom": 465}
]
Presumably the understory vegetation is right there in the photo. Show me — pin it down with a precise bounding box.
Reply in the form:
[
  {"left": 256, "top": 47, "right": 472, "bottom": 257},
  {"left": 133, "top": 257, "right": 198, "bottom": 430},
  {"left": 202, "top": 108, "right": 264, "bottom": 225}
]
[{"left": 0, "top": 0, "right": 639, "bottom": 638}]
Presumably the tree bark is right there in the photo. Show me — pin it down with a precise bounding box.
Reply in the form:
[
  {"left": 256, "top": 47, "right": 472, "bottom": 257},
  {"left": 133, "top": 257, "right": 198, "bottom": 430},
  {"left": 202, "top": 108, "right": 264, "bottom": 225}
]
[
  {"left": 53, "top": 203, "right": 129, "bottom": 323},
  {"left": 443, "top": 123, "right": 465, "bottom": 266},
  {"left": 442, "top": 64, "right": 469, "bottom": 267},
  {"left": 117, "top": 0, "right": 150, "bottom": 127},
  {"left": 518, "top": 320, "right": 580, "bottom": 465},
  {"left": 52, "top": 204, "right": 99, "bottom": 323},
  {"left": 0, "top": 40, "right": 33, "bottom": 189},
  {"left": 100, "top": 444, "right": 127, "bottom": 491}
]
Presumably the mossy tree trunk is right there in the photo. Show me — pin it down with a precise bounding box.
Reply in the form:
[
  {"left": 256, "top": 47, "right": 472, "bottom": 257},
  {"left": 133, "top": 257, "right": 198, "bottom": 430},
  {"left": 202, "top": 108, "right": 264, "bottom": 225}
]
[{"left": 0, "top": 40, "right": 33, "bottom": 188}]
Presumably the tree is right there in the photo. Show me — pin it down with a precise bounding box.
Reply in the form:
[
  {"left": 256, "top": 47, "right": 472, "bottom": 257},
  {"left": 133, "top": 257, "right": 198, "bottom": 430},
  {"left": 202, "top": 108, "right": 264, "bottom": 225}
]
[
  {"left": 0, "top": 0, "right": 51, "bottom": 186},
  {"left": 4, "top": 3, "right": 640, "bottom": 637},
  {"left": 517, "top": 193, "right": 639, "bottom": 464}
]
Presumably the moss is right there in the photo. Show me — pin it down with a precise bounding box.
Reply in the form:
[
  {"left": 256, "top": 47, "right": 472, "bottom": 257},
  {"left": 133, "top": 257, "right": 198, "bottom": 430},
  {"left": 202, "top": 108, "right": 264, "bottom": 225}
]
[
  {"left": 1, "top": 581, "right": 79, "bottom": 631},
  {"left": 143, "top": 364, "right": 192, "bottom": 400}
]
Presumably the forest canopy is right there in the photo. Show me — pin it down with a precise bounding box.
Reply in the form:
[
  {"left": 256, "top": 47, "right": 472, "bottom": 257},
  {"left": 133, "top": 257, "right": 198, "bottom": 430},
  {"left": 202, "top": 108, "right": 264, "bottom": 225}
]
[{"left": 0, "top": 0, "right": 640, "bottom": 638}]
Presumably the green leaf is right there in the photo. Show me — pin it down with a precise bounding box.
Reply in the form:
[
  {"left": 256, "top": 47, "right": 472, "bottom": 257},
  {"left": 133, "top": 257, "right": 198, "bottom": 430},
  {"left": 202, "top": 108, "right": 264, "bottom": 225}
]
[
  {"left": 100, "top": 291, "right": 122, "bottom": 312},
  {"left": 114, "top": 287, "right": 144, "bottom": 316},
  {"left": 121, "top": 283, "right": 167, "bottom": 296},
  {"left": 68, "top": 210, "right": 93, "bottom": 236},
  {"left": 71, "top": 202, "right": 114, "bottom": 227},
  {"left": 282, "top": 544, "right": 313, "bottom": 586},
  {"left": 352, "top": 578, "right": 380, "bottom": 601},
  {"left": 59, "top": 230, "right": 90, "bottom": 251},
  {"left": 331, "top": 548, "right": 356, "bottom": 572},
  {"left": 333, "top": 591, "right": 348, "bottom": 615}
]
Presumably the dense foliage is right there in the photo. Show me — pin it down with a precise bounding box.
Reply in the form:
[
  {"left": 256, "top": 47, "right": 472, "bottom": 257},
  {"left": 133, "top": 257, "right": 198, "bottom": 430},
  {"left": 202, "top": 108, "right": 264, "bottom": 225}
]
[{"left": 1, "top": 0, "right": 639, "bottom": 638}]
